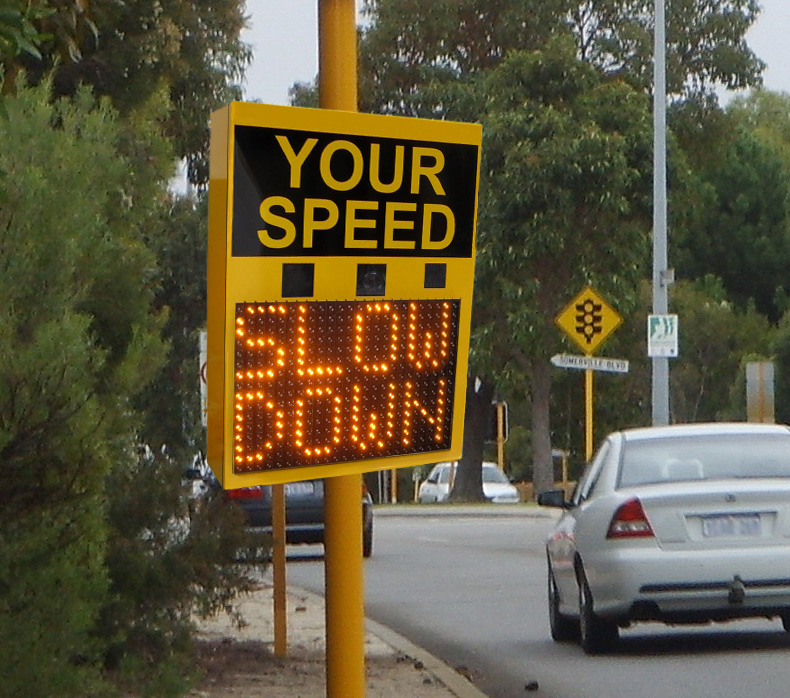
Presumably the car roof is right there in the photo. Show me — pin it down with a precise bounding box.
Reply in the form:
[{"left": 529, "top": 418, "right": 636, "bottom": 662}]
[{"left": 619, "top": 422, "right": 790, "bottom": 442}]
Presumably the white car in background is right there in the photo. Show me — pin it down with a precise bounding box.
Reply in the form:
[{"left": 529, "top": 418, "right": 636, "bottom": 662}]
[
  {"left": 538, "top": 422, "right": 790, "bottom": 654},
  {"left": 418, "top": 461, "right": 520, "bottom": 504}
]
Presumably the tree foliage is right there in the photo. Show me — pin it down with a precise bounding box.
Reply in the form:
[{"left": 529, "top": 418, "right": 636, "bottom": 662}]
[
  {"left": 452, "top": 44, "right": 653, "bottom": 491},
  {"left": 571, "top": 0, "right": 764, "bottom": 97},
  {"left": 138, "top": 196, "right": 209, "bottom": 465},
  {"left": 0, "top": 0, "right": 46, "bottom": 67},
  {"left": 675, "top": 95, "right": 790, "bottom": 323},
  {"left": 668, "top": 277, "right": 771, "bottom": 422},
  {"left": 358, "top": 0, "right": 764, "bottom": 119},
  {"left": 5, "top": 0, "right": 251, "bottom": 186},
  {"left": 359, "top": 0, "right": 573, "bottom": 115}
]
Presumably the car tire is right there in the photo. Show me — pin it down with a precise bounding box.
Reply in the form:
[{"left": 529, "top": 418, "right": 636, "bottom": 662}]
[
  {"left": 363, "top": 525, "right": 373, "bottom": 558},
  {"left": 781, "top": 611, "right": 790, "bottom": 632},
  {"left": 577, "top": 567, "right": 618, "bottom": 655},
  {"left": 548, "top": 566, "right": 580, "bottom": 643}
]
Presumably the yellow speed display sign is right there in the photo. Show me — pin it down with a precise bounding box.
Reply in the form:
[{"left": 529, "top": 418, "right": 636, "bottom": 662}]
[{"left": 207, "top": 103, "right": 481, "bottom": 488}]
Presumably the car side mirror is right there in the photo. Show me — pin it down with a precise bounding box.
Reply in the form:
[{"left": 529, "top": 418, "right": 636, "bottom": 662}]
[
  {"left": 537, "top": 489, "right": 568, "bottom": 509},
  {"left": 426, "top": 476, "right": 438, "bottom": 484}
]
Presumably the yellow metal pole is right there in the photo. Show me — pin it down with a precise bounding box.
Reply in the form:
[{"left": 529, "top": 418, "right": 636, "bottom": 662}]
[
  {"left": 318, "top": 2, "right": 366, "bottom": 697},
  {"left": 319, "top": 0, "right": 358, "bottom": 111},
  {"left": 324, "top": 476, "right": 365, "bottom": 697},
  {"left": 585, "top": 369, "right": 593, "bottom": 461},
  {"left": 757, "top": 362, "right": 766, "bottom": 423},
  {"left": 272, "top": 483, "right": 287, "bottom": 657}
]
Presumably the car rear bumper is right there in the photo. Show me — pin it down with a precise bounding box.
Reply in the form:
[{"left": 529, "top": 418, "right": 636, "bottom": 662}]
[
  {"left": 585, "top": 545, "right": 790, "bottom": 622},
  {"left": 247, "top": 524, "right": 324, "bottom": 545}
]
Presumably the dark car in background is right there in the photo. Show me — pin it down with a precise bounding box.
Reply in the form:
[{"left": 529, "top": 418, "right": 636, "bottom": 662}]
[{"left": 227, "top": 479, "right": 374, "bottom": 557}]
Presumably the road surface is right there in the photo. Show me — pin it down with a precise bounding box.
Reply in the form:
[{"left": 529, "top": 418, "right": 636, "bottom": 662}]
[{"left": 285, "top": 506, "right": 790, "bottom": 697}]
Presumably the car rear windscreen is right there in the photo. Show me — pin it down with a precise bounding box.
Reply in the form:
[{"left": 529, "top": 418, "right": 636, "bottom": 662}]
[{"left": 618, "top": 434, "right": 790, "bottom": 488}]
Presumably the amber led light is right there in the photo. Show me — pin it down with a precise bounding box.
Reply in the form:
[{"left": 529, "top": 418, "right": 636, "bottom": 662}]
[{"left": 232, "top": 299, "right": 460, "bottom": 473}]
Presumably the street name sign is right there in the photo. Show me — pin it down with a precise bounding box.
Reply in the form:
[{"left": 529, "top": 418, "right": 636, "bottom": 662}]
[
  {"left": 207, "top": 102, "right": 482, "bottom": 488},
  {"left": 550, "top": 354, "right": 630, "bottom": 373}
]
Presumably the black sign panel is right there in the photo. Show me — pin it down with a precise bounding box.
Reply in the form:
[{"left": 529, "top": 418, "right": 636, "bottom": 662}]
[{"left": 232, "top": 126, "right": 479, "bottom": 258}]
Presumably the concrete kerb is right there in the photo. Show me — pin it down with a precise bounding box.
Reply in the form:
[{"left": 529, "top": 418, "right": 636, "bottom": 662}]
[
  {"left": 364, "top": 616, "right": 491, "bottom": 698},
  {"left": 284, "top": 582, "right": 491, "bottom": 698}
]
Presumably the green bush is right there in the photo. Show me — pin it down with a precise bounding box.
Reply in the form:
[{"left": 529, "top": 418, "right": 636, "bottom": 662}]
[
  {"left": 0, "top": 82, "right": 269, "bottom": 698},
  {"left": 0, "top": 506, "right": 109, "bottom": 698},
  {"left": 98, "top": 449, "right": 269, "bottom": 694}
]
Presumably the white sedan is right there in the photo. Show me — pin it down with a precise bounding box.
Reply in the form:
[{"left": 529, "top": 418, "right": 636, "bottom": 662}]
[
  {"left": 418, "top": 461, "right": 520, "bottom": 504},
  {"left": 538, "top": 422, "right": 790, "bottom": 654}
]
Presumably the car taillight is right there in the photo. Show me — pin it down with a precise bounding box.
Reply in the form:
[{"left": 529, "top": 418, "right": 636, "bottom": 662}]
[
  {"left": 227, "top": 486, "right": 264, "bottom": 500},
  {"left": 607, "top": 498, "right": 654, "bottom": 539}
]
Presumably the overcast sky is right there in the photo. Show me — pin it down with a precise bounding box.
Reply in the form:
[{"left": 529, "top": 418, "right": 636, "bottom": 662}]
[{"left": 241, "top": 0, "right": 790, "bottom": 106}]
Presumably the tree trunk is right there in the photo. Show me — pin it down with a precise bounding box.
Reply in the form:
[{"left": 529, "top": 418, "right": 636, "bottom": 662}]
[
  {"left": 448, "top": 375, "right": 493, "bottom": 502},
  {"left": 530, "top": 359, "right": 554, "bottom": 496}
]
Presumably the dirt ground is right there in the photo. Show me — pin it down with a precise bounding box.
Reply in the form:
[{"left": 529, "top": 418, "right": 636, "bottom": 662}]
[{"left": 188, "top": 581, "right": 467, "bottom": 698}]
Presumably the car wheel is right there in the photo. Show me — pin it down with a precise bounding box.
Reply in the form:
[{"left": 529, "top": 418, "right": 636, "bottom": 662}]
[
  {"left": 781, "top": 611, "right": 790, "bottom": 632},
  {"left": 548, "top": 566, "right": 580, "bottom": 643},
  {"left": 363, "top": 524, "right": 373, "bottom": 558},
  {"left": 577, "top": 567, "right": 618, "bottom": 655}
]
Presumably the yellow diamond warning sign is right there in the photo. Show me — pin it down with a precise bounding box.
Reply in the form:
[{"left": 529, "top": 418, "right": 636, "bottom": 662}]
[{"left": 555, "top": 286, "right": 622, "bottom": 355}]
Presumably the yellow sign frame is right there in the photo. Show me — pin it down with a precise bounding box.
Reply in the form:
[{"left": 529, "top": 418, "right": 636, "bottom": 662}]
[{"left": 207, "top": 102, "right": 481, "bottom": 488}]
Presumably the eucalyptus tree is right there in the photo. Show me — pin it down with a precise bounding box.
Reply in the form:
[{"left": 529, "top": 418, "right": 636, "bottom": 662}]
[
  {"left": 306, "top": 0, "right": 765, "bottom": 495},
  {"left": 570, "top": 0, "right": 764, "bottom": 97},
  {"left": 729, "top": 89, "right": 790, "bottom": 157},
  {"left": 5, "top": 0, "right": 250, "bottom": 186},
  {"left": 437, "top": 42, "right": 655, "bottom": 493},
  {"left": 359, "top": 0, "right": 574, "bottom": 115},
  {"left": 674, "top": 94, "right": 790, "bottom": 323},
  {"left": 359, "top": 0, "right": 764, "bottom": 115}
]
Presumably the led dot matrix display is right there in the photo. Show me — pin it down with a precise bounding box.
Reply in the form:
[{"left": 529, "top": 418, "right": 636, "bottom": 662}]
[{"left": 233, "top": 299, "right": 459, "bottom": 473}]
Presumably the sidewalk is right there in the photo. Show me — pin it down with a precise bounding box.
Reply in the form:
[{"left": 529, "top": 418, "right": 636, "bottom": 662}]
[
  {"left": 189, "top": 504, "right": 550, "bottom": 697},
  {"left": 190, "top": 578, "right": 489, "bottom": 698}
]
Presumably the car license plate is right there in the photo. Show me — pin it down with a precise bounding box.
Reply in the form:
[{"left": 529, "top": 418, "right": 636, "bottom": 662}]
[
  {"left": 285, "top": 482, "right": 315, "bottom": 497},
  {"left": 702, "top": 514, "right": 761, "bottom": 538}
]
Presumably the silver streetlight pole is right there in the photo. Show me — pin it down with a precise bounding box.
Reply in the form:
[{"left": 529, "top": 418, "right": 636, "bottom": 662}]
[{"left": 652, "top": 0, "right": 670, "bottom": 425}]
